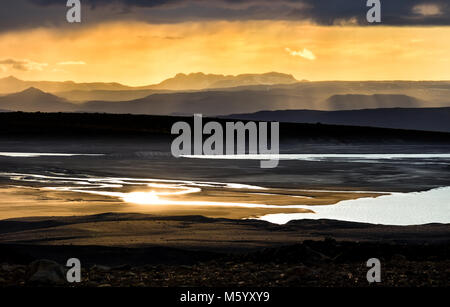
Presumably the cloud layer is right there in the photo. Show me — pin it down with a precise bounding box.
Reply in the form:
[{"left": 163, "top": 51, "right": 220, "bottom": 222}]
[
  {"left": 0, "top": 59, "right": 48, "bottom": 71},
  {"left": 0, "top": 0, "right": 449, "bottom": 32}
]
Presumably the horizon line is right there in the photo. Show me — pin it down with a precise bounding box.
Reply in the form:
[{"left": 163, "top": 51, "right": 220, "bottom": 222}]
[{"left": 2, "top": 74, "right": 450, "bottom": 88}]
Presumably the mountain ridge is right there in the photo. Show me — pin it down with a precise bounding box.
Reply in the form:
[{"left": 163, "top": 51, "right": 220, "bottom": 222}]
[
  {"left": 0, "top": 72, "right": 298, "bottom": 94},
  {"left": 145, "top": 72, "right": 298, "bottom": 90},
  {"left": 76, "top": 92, "right": 438, "bottom": 116},
  {"left": 0, "top": 87, "right": 76, "bottom": 112},
  {"left": 325, "top": 94, "right": 424, "bottom": 109},
  {"left": 1, "top": 86, "right": 450, "bottom": 118},
  {"left": 224, "top": 107, "right": 450, "bottom": 132}
]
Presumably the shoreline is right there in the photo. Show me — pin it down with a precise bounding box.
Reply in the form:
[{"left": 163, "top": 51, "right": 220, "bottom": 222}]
[
  {"left": 1, "top": 212, "right": 449, "bottom": 249},
  {"left": 257, "top": 186, "right": 450, "bottom": 225}
]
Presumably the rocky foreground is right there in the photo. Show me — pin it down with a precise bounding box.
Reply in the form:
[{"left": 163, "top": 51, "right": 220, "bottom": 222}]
[
  {"left": 1, "top": 214, "right": 449, "bottom": 287},
  {"left": 1, "top": 239, "right": 449, "bottom": 287}
]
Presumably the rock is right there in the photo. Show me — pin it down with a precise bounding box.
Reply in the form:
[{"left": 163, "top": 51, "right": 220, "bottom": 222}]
[
  {"left": 1, "top": 264, "right": 25, "bottom": 272},
  {"left": 26, "top": 259, "right": 67, "bottom": 285},
  {"left": 91, "top": 265, "right": 111, "bottom": 272},
  {"left": 112, "top": 264, "right": 131, "bottom": 271},
  {"left": 302, "top": 245, "right": 331, "bottom": 263},
  {"left": 286, "top": 265, "right": 312, "bottom": 276},
  {"left": 85, "top": 281, "right": 98, "bottom": 287},
  {"left": 391, "top": 254, "right": 407, "bottom": 262}
]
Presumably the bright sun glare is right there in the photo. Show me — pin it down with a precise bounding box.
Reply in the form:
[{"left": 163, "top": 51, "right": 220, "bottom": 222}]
[{"left": 122, "top": 191, "right": 161, "bottom": 205}]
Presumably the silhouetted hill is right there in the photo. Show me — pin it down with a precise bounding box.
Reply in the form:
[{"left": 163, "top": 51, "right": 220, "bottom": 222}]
[
  {"left": 224, "top": 107, "right": 450, "bottom": 132},
  {"left": 78, "top": 90, "right": 306, "bottom": 115},
  {"left": 0, "top": 87, "right": 76, "bottom": 112},
  {"left": 0, "top": 112, "right": 448, "bottom": 144},
  {"left": 77, "top": 90, "right": 449, "bottom": 116},
  {"left": 325, "top": 94, "right": 424, "bottom": 109},
  {"left": 55, "top": 89, "right": 174, "bottom": 102}
]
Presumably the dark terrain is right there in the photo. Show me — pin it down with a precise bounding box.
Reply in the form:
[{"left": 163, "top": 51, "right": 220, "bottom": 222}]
[
  {"left": 225, "top": 107, "right": 450, "bottom": 132},
  {"left": 0, "top": 214, "right": 449, "bottom": 287},
  {"left": 1, "top": 112, "right": 449, "bottom": 142}
]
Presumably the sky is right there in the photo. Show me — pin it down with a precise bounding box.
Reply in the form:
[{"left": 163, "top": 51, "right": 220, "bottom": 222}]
[{"left": 0, "top": 0, "right": 449, "bottom": 85}]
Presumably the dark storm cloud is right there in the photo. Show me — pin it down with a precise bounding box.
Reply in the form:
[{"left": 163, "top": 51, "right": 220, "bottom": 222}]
[
  {"left": 0, "top": 0, "right": 449, "bottom": 32},
  {"left": 294, "top": 0, "right": 450, "bottom": 26},
  {"left": 29, "top": 0, "right": 184, "bottom": 9}
]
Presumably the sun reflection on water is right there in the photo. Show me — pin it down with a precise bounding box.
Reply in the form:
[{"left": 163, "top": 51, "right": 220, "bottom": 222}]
[
  {"left": 122, "top": 191, "right": 161, "bottom": 205},
  {"left": 0, "top": 172, "right": 388, "bottom": 210}
]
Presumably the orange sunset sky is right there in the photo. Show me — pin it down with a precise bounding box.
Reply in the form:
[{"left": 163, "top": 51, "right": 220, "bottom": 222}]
[{"left": 1, "top": 1, "right": 449, "bottom": 86}]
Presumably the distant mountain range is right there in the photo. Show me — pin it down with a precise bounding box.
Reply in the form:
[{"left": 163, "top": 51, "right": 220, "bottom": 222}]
[
  {"left": 1, "top": 75, "right": 450, "bottom": 110},
  {"left": 0, "top": 76, "right": 132, "bottom": 94},
  {"left": 0, "top": 72, "right": 298, "bottom": 95},
  {"left": 77, "top": 92, "right": 434, "bottom": 116},
  {"left": 0, "top": 87, "right": 448, "bottom": 132},
  {"left": 149, "top": 72, "right": 298, "bottom": 90},
  {"left": 224, "top": 108, "right": 450, "bottom": 132},
  {"left": 0, "top": 86, "right": 449, "bottom": 119},
  {"left": 0, "top": 72, "right": 449, "bottom": 133}
]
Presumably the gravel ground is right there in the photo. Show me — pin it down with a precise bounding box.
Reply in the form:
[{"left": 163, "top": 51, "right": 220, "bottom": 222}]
[{"left": 1, "top": 240, "right": 448, "bottom": 287}]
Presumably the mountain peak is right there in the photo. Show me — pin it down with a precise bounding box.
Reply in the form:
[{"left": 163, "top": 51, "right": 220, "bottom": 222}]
[
  {"left": 153, "top": 72, "right": 298, "bottom": 90},
  {"left": 8, "top": 87, "right": 60, "bottom": 101},
  {"left": 1, "top": 75, "right": 21, "bottom": 82},
  {"left": 259, "top": 71, "right": 296, "bottom": 79},
  {"left": 0, "top": 86, "right": 75, "bottom": 112},
  {"left": 21, "top": 87, "right": 45, "bottom": 95}
]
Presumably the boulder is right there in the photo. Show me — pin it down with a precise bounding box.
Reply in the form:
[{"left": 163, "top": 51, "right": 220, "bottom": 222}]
[{"left": 26, "top": 259, "right": 67, "bottom": 285}]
